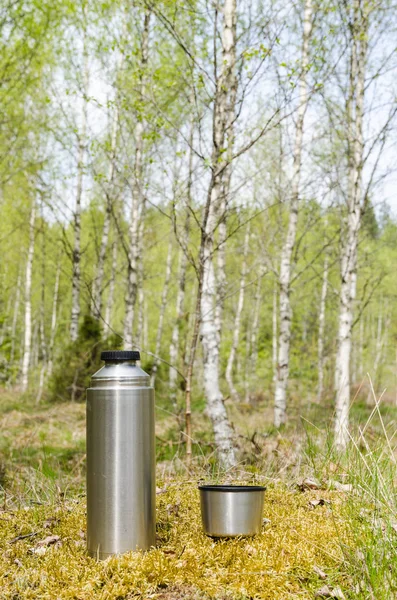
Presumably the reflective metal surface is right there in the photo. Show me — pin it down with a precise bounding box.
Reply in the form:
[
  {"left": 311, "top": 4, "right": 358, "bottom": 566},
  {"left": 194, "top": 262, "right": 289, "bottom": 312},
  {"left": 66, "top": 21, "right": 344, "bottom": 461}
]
[
  {"left": 199, "top": 485, "right": 266, "bottom": 537},
  {"left": 86, "top": 359, "right": 155, "bottom": 559}
]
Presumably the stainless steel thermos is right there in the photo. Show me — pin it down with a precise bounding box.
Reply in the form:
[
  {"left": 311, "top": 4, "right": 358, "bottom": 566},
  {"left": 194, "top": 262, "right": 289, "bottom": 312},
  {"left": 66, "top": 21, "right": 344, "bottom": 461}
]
[{"left": 86, "top": 350, "right": 155, "bottom": 559}]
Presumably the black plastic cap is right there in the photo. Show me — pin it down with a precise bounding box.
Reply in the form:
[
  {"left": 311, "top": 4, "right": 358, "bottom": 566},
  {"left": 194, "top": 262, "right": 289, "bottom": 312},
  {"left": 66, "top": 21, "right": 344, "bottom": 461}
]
[{"left": 101, "top": 350, "right": 140, "bottom": 362}]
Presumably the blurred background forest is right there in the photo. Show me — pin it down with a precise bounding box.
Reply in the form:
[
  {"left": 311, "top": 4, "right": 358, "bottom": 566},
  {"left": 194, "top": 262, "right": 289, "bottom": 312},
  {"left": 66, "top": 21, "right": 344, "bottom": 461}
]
[{"left": 1, "top": 0, "right": 397, "bottom": 467}]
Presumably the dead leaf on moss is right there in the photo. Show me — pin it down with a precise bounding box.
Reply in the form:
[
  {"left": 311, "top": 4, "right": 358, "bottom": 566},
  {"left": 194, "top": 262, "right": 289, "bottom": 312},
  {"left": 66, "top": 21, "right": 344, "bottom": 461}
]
[
  {"left": 299, "top": 477, "right": 321, "bottom": 491},
  {"left": 313, "top": 565, "right": 327, "bottom": 580},
  {"left": 43, "top": 517, "right": 59, "bottom": 529},
  {"left": 36, "top": 534, "right": 61, "bottom": 548},
  {"left": 309, "top": 498, "right": 331, "bottom": 508},
  {"left": 315, "top": 585, "right": 346, "bottom": 599}
]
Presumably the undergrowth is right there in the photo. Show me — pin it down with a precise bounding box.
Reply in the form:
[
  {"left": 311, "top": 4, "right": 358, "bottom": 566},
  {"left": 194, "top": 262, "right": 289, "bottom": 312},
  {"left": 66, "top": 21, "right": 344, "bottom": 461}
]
[{"left": 0, "top": 382, "right": 396, "bottom": 599}]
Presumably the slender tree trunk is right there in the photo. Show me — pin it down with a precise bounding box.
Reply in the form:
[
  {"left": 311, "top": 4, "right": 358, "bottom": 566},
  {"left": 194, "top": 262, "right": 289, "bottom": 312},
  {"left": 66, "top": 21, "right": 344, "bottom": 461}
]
[
  {"left": 150, "top": 232, "right": 173, "bottom": 386},
  {"left": 91, "top": 91, "right": 120, "bottom": 320},
  {"left": 36, "top": 227, "right": 47, "bottom": 404},
  {"left": 200, "top": 0, "right": 238, "bottom": 469},
  {"left": 47, "top": 262, "right": 60, "bottom": 379},
  {"left": 334, "top": 0, "right": 367, "bottom": 449},
  {"left": 274, "top": 0, "right": 313, "bottom": 427},
  {"left": 169, "top": 126, "right": 193, "bottom": 407},
  {"left": 317, "top": 253, "right": 329, "bottom": 400},
  {"left": 225, "top": 221, "right": 250, "bottom": 401},
  {"left": 124, "top": 11, "right": 150, "bottom": 350},
  {"left": 135, "top": 198, "right": 147, "bottom": 345},
  {"left": 10, "top": 269, "right": 22, "bottom": 367},
  {"left": 103, "top": 240, "right": 117, "bottom": 337},
  {"left": 21, "top": 201, "right": 36, "bottom": 392},
  {"left": 272, "top": 281, "right": 278, "bottom": 389},
  {"left": 70, "top": 22, "right": 88, "bottom": 342}
]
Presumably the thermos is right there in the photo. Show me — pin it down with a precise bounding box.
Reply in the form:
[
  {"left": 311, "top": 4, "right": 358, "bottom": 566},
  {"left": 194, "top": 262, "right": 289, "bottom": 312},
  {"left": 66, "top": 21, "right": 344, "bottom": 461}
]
[{"left": 86, "top": 350, "right": 155, "bottom": 559}]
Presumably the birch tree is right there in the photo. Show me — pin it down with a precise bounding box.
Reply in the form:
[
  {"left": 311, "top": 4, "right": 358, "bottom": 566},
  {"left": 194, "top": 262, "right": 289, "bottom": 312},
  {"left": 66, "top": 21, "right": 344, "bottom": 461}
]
[
  {"left": 21, "top": 200, "right": 36, "bottom": 392},
  {"left": 225, "top": 221, "right": 250, "bottom": 402},
  {"left": 200, "top": 0, "right": 238, "bottom": 468},
  {"left": 123, "top": 9, "right": 150, "bottom": 350},
  {"left": 274, "top": 0, "right": 313, "bottom": 427},
  {"left": 334, "top": 0, "right": 368, "bottom": 449},
  {"left": 150, "top": 231, "right": 173, "bottom": 386},
  {"left": 317, "top": 252, "right": 329, "bottom": 400},
  {"left": 70, "top": 7, "right": 89, "bottom": 343}
]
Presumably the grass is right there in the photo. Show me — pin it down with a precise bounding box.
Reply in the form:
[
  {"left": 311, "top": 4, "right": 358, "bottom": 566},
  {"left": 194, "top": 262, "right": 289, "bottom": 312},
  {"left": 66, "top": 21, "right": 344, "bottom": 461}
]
[{"left": 0, "top": 385, "right": 396, "bottom": 599}]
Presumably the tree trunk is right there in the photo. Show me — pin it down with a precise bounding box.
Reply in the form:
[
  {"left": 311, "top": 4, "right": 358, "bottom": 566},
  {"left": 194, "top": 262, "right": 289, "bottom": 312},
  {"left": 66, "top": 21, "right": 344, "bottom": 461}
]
[
  {"left": 21, "top": 201, "right": 36, "bottom": 392},
  {"left": 317, "top": 253, "right": 329, "bottom": 400},
  {"left": 274, "top": 0, "right": 312, "bottom": 427},
  {"left": 10, "top": 268, "right": 22, "bottom": 367},
  {"left": 169, "top": 125, "right": 193, "bottom": 407},
  {"left": 135, "top": 198, "right": 147, "bottom": 346},
  {"left": 272, "top": 281, "right": 278, "bottom": 389},
  {"left": 200, "top": 0, "right": 238, "bottom": 469},
  {"left": 47, "top": 261, "right": 60, "bottom": 379},
  {"left": 334, "top": 0, "right": 368, "bottom": 450},
  {"left": 124, "top": 10, "right": 150, "bottom": 350},
  {"left": 103, "top": 240, "right": 117, "bottom": 338},
  {"left": 225, "top": 221, "right": 250, "bottom": 402},
  {"left": 91, "top": 87, "right": 120, "bottom": 321},
  {"left": 246, "top": 272, "right": 262, "bottom": 402},
  {"left": 36, "top": 225, "right": 47, "bottom": 404},
  {"left": 150, "top": 231, "right": 173, "bottom": 386},
  {"left": 70, "top": 22, "right": 88, "bottom": 342}
]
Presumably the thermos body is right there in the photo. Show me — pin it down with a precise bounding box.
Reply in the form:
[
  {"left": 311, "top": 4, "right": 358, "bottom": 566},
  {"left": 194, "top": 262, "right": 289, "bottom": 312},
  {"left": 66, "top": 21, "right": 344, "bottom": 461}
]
[{"left": 86, "top": 351, "right": 155, "bottom": 559}]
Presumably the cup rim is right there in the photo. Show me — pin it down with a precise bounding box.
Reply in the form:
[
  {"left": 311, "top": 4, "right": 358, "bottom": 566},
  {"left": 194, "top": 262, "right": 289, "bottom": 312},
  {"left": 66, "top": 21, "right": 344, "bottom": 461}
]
[{"left": 198, "top": 484, "right": 266, "bottom": 492}]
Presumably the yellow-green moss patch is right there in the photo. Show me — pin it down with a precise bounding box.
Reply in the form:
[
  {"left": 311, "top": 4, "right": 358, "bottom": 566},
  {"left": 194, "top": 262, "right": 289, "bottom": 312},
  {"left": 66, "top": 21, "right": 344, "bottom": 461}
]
[{"left": 0, "top": 483, "right": 356, "bottom": 599}]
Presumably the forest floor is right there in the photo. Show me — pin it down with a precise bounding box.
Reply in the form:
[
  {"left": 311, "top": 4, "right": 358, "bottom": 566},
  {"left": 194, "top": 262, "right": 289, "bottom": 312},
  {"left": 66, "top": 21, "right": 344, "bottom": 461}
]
[{"left": 0, "top": 388, "right": 396, "bottom": 599}]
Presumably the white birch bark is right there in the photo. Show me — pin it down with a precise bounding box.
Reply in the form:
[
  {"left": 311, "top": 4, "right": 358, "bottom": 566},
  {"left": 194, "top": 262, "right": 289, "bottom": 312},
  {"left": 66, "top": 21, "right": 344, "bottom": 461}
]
[
  {"left": 46, "top": 262, "right": 60, "bottom": 379},
  {"left": 10, "top": 269, "right": 22, "bottom": 366},
  {"left": 334, "top": 0, "right": 367, "bottom": 449},
  {"left": 135, "top": 198, "right": 147, "bottom": 345},
  {"left": 21, "top": 201, "right": 36, "bottom": 392},
  {"left": 225, "top": 221, "right": 250, "bottom": 402},
  {"left": 91, "top": 106, "right": 118, "bottom": 320},
  {"left": 123, "top": 11, "right": 150, "bottom": 350},
  {"left": 36, "top": 235, "right": 47, "bottom": 404},
  {"left": 169, "top": 121, "right": 193, "bottom": 406},
  {"left": 317, "top": 253, "right": 329, "bottom": 400},
  {"left": 274, "top": 0, "right": 313, "bottom": 427},
  {"left": 103, "top": 240, "right": 117, "bottom": 337},
  {"left": 169, "top": 246, "right": 188, "bottom": 405},
  {"left": 272, "top": 281, "right": 278, "bottom": 389},
  {"left": 200, "top": 0, "right": 237, "bottom": 468},
  {"left": 70, "top": 24, "right": 88, "bottom": 342},
  {"left": 150, "top": 232, "right": 173, "bottom": 386}
]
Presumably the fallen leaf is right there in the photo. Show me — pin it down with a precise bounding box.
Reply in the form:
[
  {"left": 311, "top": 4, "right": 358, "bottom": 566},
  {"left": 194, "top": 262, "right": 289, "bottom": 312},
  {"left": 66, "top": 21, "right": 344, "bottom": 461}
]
[
  {"left": 315, "top": 585, "right": 345, "bottom": 599},
  {"left": 43, "top": 517, "right": 60, "bottom": 529},
  {"left": 313, "top": 565, "right": 327, "bottom": 580},
  {"left": 36, "top": 535, "right": 61, "bottom": 547},
  {"left": 309, "top": 498, "right": 331, "bottom": 508},
  {"left": 299, "top": 477, "right": 321, "bottom": 491}
]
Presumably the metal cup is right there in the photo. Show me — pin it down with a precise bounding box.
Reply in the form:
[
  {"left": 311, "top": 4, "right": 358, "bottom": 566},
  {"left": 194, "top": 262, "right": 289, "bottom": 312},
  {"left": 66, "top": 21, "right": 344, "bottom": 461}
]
[{"left": 199, "top": 485, "right": 266, "bottom": 537}]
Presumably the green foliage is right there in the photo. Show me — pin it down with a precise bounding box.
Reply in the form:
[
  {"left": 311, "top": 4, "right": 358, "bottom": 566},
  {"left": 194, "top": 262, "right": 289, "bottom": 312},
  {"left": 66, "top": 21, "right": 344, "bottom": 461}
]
[{"left": 48, "top": 315, "right": 121, "bottom": 402}]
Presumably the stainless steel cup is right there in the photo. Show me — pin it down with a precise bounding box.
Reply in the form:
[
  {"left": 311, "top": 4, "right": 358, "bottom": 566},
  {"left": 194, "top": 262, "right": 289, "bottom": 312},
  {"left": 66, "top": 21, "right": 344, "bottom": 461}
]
[
  {"left": 86, "top": 350, "right": 155, "bottom": 559},
  {"left": 199, "top": 485, "right": 266, "bottom": 537}
]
